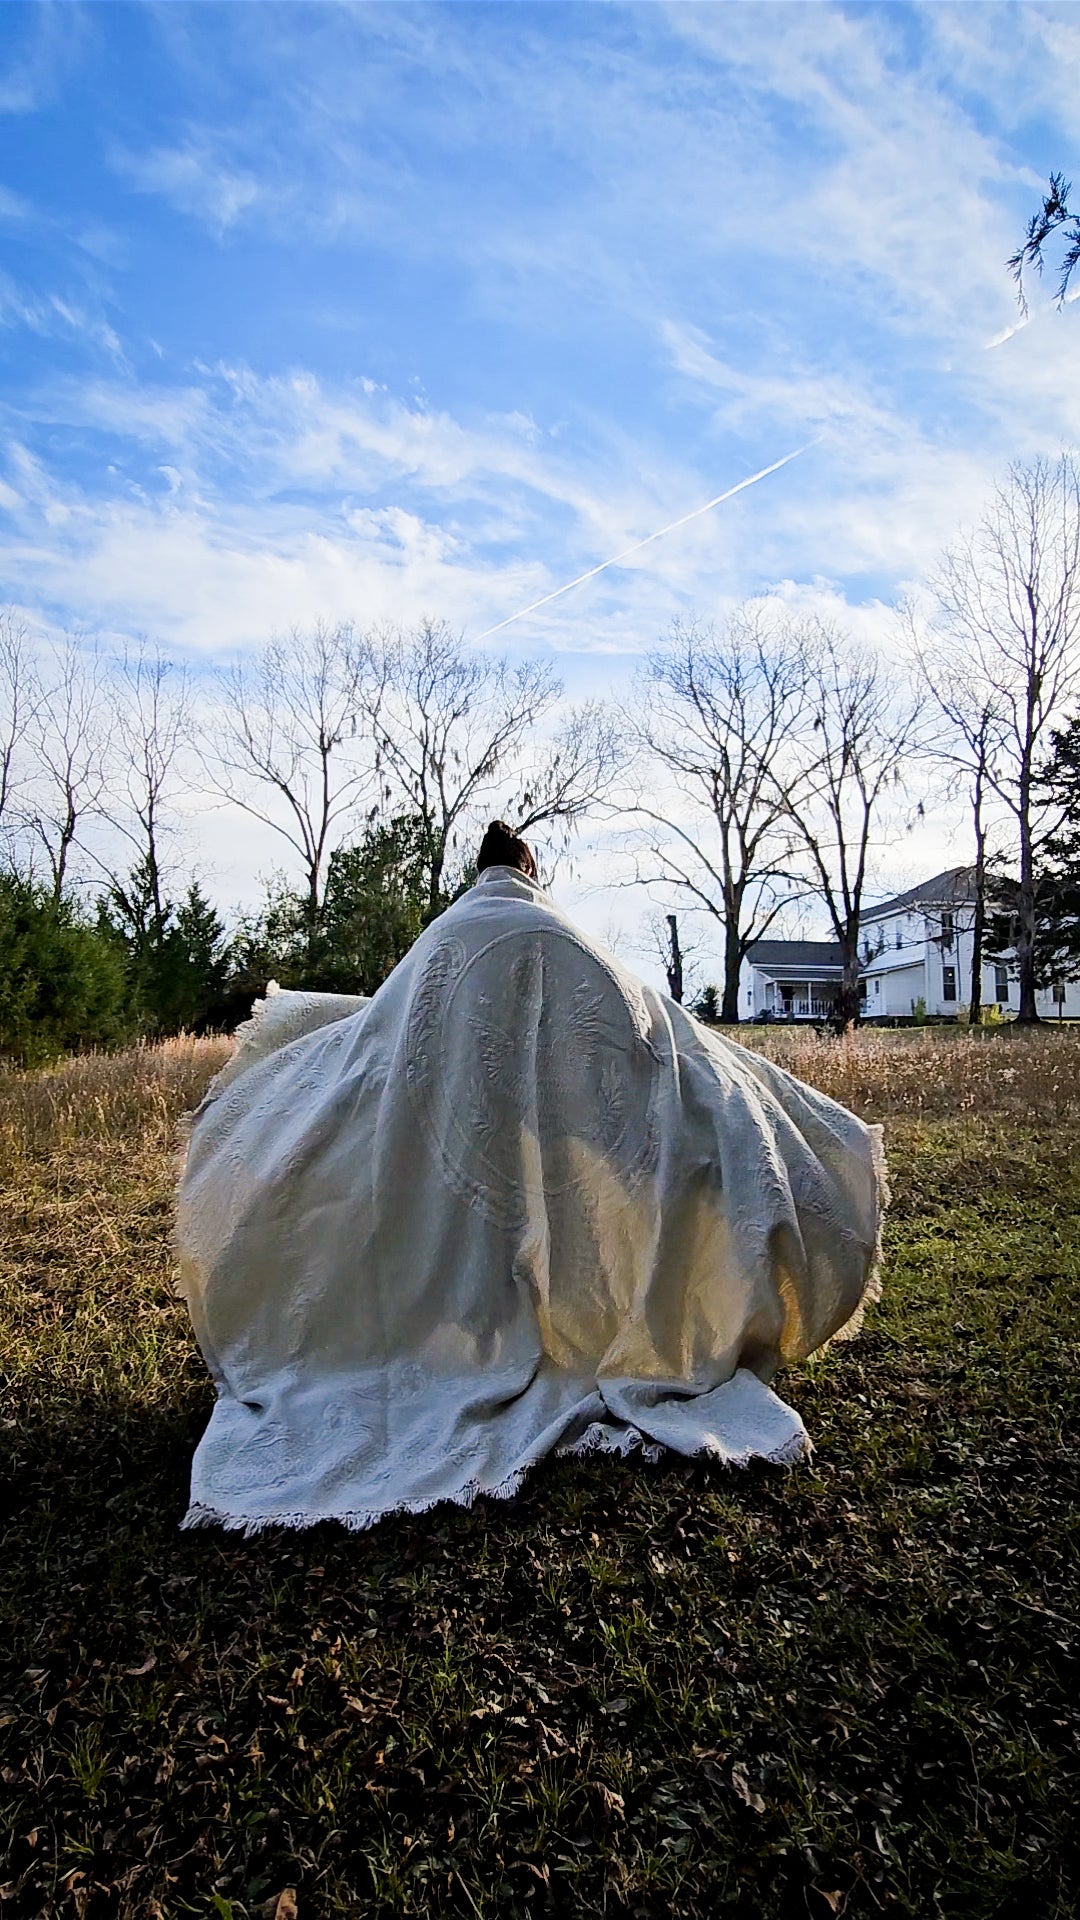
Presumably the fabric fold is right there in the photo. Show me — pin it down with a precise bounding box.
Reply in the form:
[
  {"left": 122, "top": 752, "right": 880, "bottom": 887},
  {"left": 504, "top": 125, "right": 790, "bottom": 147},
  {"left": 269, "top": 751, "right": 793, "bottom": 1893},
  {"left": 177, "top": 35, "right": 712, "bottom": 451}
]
[{"left": 177, "top": 866, "right": 884, "bottom": 1531}]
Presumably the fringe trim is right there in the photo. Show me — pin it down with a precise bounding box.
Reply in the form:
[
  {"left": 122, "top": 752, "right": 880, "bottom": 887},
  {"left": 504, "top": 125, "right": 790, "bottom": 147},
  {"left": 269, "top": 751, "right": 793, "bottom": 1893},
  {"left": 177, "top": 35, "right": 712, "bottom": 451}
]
[
  {"left": 827, "top": 1121, "right": 889, "bottom": 1346},
  {"left": 180, "top": 1413, "right": 809, "bottom": 1535},
  {"left": 556, "top": 1422, "right": 663, "bottom": 1466}
]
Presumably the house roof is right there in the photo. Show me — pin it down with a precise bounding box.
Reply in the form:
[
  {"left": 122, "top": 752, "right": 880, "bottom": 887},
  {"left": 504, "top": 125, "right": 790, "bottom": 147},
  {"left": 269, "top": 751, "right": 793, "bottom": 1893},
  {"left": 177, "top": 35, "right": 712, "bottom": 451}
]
[
  {"left": 747, "top": 940, "right": 844, "bottom": 973},
  {"left": 860, "top": 866, "right": 976, "bottom": 921}
]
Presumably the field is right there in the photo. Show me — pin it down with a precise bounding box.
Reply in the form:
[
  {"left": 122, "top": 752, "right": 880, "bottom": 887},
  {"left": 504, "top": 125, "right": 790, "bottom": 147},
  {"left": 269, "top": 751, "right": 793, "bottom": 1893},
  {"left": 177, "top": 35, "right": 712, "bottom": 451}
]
[{"left": 1, "top": 1029, "right": 1078, "bottom": 1919}]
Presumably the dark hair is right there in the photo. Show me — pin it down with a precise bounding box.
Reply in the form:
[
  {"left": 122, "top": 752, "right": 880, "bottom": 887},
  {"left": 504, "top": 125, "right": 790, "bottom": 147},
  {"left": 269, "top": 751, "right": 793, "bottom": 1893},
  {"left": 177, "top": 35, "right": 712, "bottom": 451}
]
[{"left": 476, "top": 820, "right": 537, "bottom": 879}]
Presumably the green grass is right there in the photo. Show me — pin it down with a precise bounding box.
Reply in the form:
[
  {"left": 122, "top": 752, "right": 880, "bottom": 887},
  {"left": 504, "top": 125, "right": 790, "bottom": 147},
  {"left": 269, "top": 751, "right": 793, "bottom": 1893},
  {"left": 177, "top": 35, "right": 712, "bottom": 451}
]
[{"left": 1, "top": 1036, "right": 1078, "bottom": 1918}]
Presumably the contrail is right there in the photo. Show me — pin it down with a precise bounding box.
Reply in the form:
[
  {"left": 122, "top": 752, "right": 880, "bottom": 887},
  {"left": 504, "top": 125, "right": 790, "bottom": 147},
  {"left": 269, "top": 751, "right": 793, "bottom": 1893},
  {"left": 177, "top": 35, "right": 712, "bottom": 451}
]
[{"left": 473, "top": 438, "right": 818, "bottom": 643}]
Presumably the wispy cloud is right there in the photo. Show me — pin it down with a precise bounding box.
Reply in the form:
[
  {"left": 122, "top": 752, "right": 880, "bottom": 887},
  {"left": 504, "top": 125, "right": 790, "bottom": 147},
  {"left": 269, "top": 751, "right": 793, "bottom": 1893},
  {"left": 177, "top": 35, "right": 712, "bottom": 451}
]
[
  {"left": 0, "top": 184, "right": 30, "bottom": 220},
  {"left": 0, "top": 275, "right": 123, "bottom": 360},
  {"left": 111, "top": 135, "right": 260, "bottom": 236},
  {"left": 1, "top": 1, "right": 1077, "bottom": 668},
  {"left": 0, "top": 0, "right": 84, "bottom": 116}
]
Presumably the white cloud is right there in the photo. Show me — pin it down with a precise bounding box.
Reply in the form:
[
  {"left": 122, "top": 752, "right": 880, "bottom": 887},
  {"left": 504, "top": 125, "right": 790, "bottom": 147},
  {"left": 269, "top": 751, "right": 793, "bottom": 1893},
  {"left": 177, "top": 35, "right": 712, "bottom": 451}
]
[
  {"left": 112, "top": 137, "right": 260, "bottom": 236},
  {"left": 0, "top": 275, "right": 124, "bottom": 361}
]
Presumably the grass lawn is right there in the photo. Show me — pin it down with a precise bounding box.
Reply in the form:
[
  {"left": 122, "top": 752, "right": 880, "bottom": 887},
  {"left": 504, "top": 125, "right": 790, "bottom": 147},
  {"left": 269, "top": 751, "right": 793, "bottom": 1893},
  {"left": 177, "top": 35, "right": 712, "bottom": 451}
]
[{"left": 1, "top": 1030, "right": 1078, "bottom": 1919}]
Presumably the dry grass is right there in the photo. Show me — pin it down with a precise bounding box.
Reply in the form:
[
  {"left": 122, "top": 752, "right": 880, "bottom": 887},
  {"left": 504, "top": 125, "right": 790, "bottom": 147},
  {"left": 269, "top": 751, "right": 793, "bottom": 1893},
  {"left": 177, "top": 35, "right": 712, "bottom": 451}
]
[
  {"left": 733, "top": 1021, "right": 1080, "bottom": 1121},
  {"left": 0, "top": 1035, "right": 231, "bottom": 1161},
  {"left": 1, "top": 1021, "right": 1076, "bottom": 1157},
  {"left": 1, "top": 1027, "right": 1078, "bottom": 1919}
]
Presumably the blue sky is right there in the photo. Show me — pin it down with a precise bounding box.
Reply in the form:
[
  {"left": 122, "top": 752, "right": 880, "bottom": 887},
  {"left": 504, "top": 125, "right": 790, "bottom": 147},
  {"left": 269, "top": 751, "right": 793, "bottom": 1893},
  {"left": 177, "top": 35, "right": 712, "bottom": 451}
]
[{"left": 1, "top": 1, "right": 1078, "bottom": 937}]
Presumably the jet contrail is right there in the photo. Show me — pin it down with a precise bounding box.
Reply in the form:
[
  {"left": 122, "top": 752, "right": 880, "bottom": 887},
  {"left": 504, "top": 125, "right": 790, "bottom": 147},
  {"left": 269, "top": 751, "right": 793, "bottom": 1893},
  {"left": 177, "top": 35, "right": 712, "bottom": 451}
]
[{"left": 473, "top": 438, "right": 818, "bottom": 643}]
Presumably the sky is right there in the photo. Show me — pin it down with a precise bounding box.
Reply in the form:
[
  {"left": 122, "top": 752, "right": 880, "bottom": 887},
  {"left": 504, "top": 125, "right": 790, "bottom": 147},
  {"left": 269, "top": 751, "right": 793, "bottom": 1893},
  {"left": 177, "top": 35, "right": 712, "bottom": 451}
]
[{"left": 1, "top": 0, "right": 1077, "bottom": 968}]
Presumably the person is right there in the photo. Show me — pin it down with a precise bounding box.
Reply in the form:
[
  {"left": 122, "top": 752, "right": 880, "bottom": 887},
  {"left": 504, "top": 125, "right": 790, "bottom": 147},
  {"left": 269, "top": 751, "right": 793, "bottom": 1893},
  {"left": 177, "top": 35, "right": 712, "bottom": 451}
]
[
  {"left": 177, "top": 824, "right": 885, "bottom": 1532},
  {"left": 476, "top": 817, "right": 537, "bottom": 881}
]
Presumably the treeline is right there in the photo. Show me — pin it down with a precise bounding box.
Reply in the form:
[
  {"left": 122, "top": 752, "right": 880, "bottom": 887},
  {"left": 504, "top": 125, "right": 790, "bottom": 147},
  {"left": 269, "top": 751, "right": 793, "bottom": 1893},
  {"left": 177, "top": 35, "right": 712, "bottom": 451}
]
[
  {"left": 0, "top": 815, "right": 442, "bottom": 1065},
  {"left": 0, "top": 617, "right": 618, "bottom": 1063},
  {"left": 2, "top": 455, "right": 1080, "bottom": 1062}
]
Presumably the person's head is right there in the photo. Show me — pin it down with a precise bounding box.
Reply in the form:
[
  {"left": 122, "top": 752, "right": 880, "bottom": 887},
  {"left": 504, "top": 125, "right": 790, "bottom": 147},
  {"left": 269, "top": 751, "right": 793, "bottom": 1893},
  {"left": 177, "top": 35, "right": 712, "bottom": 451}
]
[{"left": 476, "top": 820, "right": 538, "bottom": 881}]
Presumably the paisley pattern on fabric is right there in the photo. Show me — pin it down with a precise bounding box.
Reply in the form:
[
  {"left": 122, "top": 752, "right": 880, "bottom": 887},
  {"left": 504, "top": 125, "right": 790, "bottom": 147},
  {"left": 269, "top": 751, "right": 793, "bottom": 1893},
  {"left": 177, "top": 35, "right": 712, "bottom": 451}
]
[{"left": 176, "top": 866, "right": 886, "bottom": 1533}]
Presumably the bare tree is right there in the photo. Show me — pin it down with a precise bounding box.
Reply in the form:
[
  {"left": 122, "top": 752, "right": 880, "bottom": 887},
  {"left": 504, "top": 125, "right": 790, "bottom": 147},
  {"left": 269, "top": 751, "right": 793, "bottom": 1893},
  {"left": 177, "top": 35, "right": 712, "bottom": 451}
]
[
  {"left": 211, "top": 621, "right": 374, "bottom": 939},
  {"left": 933, "top": 456, "right": 1080, "bottom": 1022},
  {"left": 24, "top": 633, "right": 109, "bottom": 900},
  {"left": 0, "top": 610, "right": 39, "bottom": 858},
  {"left": 635, "top": 907, "right": 706, "bottom": 1006},
  {"left": 366, "top": 620, "right": 618, "bottom": 917},
  {"left": 780, "top": 626, "right": 923, "bottom": 1030},
  {"left": 105, "top": 644, "right": 194, "bottom": 943},
  {"left": 514, "top": 699, "right": 623, "bottom": 857},
  {"left": 904, "top": 607, "right": 1003, "bottom": 1024},
  {"left": 621, "top": 610, "right": 812, "bottom": 1023}
]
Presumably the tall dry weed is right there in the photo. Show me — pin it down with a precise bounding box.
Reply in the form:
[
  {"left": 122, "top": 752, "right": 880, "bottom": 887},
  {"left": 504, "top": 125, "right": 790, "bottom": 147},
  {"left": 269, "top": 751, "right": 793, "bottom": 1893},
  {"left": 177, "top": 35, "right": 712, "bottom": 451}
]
[
  {"left": 732, "top": 1024, "right": 1080, "bottom": 1123},
  {"left": 0, "top": 1025, "right": 1074, "bottom": 1173},
  {"left": 0, "top": 1035, "right": 230, "bottom": 1167}
]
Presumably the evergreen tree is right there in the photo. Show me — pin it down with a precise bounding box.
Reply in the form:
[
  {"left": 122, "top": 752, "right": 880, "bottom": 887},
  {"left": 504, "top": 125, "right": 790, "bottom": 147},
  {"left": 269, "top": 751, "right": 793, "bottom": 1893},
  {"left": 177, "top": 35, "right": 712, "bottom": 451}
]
[
  {"left": 1036, "top": 715, "right": 1080, "bottom": 979},
  {"left": 99, "top": 863, "right": 230, "bottom": 1033},
  {"left": 229, "top": 813, "right": 438, "bottom": 1001},
  {"left": 0, "top": 874, "right": 128, "bottom": 1064},
  {"left": 313, "top": 814, "right": 430, "bottom": 994},
  {"left": 229, "top": 878, "right": 311, "bottom": 996},
  {"left": 159, "top": 882, "right": 231, "bottom": 1031},
  {"left": 690, "top": 984, "right": 721, "bottom": 1025}
]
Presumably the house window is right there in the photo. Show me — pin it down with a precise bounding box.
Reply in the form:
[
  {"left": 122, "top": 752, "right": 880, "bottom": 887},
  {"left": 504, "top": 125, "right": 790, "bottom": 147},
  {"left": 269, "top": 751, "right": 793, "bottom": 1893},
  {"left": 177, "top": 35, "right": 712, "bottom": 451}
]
[
  {"left": 941, "top": 911, "right": 954, "bottom": 951},
  {"left": 942, "top": 965, "right": 957, "bottom": 1002},
  {"left": 991, "top": 914, "right": 1010, "bottom": 952},
  {"left": 873, "top": 978, "right": 880, "bottom": 995},
  {"left": 895, "top": 922, "right": 903, "bottom": 949},
  {"left": 994, "top": 963, "right": 1009, "bottom": 1003}
]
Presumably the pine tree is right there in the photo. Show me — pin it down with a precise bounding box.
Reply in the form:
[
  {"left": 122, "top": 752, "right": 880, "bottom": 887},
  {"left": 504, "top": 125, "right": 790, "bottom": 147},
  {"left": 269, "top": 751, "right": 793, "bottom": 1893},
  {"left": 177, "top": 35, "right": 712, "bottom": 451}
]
[
  {"left": 0, "top": 874, "right": 128, "bottom": 1063},
  {"left": 1035, "top": 716, "right": 1080, "bottom": 980}
]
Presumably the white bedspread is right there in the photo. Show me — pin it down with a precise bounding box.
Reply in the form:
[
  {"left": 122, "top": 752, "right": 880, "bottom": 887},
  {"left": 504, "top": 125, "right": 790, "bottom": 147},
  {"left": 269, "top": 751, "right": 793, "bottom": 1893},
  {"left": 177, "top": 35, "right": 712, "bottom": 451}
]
[{"left": 177, "top": 866, "right": 885, "bottom": 1531}]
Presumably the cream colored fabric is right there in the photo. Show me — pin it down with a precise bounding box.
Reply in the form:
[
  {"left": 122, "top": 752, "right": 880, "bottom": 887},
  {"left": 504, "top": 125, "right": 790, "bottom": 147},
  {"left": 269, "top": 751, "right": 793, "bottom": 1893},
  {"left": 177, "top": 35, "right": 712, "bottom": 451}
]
[{"left": 177, "top": 867, "right": 885, "bottom": 1532}]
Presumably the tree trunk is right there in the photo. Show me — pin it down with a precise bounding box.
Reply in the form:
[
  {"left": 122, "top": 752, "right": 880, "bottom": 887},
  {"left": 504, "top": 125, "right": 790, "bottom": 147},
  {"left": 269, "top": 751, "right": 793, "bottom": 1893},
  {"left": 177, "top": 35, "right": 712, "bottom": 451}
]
[
  {"left": 1013, "top": 683, "right": 1042, "bottom": 1021},
  {"left": 835, "top": 933, "right": 862, "bottom": 1032},
  {"left": 1016, "top": 765, "right": 1040, "bottom": 1022},
  {"left": 665, "top": 914, "right": 684, "bottom": 1004},
  {"left": 426, "top": 842, "right": 445, "bottom": 923},
  {"left": 305, "top": 862, "right": 321, "bottom": 962},
  {"left": 720, "top": 922, "right": 742, "bottom": 1024},
  {"left": 969, "top": 767, "right": 985, "bottom": 1026},
  {"left": 52, "top": 800, "right": 76, "bottom": 904},
  {"left": 1016, "top": 901, "right": 1039, "bottom": 1020}
]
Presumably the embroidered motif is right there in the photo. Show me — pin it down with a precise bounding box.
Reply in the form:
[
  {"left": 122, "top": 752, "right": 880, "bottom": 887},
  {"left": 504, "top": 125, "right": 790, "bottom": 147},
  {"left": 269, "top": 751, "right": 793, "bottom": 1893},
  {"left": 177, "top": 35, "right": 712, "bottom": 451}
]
[{"left": 406, "top": 923, "right": 661, "bottom": 1227}]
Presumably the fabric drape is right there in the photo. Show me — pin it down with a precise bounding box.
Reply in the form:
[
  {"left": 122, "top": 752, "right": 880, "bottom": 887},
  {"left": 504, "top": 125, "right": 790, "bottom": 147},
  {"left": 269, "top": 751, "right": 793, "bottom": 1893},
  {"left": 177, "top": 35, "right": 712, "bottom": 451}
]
[{"left": 177, "top": 866, "right": 885, "bottom": 1532}]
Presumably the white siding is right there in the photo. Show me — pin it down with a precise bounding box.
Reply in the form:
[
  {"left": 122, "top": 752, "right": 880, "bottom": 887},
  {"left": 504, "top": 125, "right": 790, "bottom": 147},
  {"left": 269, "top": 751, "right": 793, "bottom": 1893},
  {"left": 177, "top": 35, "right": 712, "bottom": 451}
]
[{"left": 881, "top": 962, "right": 925, "bottom": 1017}]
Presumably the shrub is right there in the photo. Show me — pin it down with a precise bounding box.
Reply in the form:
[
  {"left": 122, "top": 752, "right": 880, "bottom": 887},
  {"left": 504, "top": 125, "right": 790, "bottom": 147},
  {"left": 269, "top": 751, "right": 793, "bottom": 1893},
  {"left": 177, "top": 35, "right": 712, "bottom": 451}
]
[
  {"left": 691, "top": 984, "right": 721, "bottom": 1024},
  {"left": 0, "top": 874, "right": 129, "bottom": 1065}
]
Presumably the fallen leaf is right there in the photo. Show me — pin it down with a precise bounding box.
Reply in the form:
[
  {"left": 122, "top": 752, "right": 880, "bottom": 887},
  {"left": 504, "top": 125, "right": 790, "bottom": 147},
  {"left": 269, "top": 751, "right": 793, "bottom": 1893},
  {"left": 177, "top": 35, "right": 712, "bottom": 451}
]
[
  {"left": 273, "top": 1892, "right": 298, "bottom": 1920},
  {"left": 730, "top": 1763, "right": 766, "bottom": 1813},
  {"left": 591, "top": 1782, "right": 625, "bottom": 1819},
  {"left": 124, "top": 1655, "right": 156, "bottom": 1677}
]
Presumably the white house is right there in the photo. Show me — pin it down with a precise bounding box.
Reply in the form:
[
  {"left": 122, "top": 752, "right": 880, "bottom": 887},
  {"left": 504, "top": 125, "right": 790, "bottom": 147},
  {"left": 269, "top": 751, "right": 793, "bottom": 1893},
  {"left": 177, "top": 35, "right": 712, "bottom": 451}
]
[
  {"left": 739, "top": 867, "right": 1080, "bottom": 1022},
  {"left": 739, "top": 940, "right": 853, "bottom": 1023}
]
